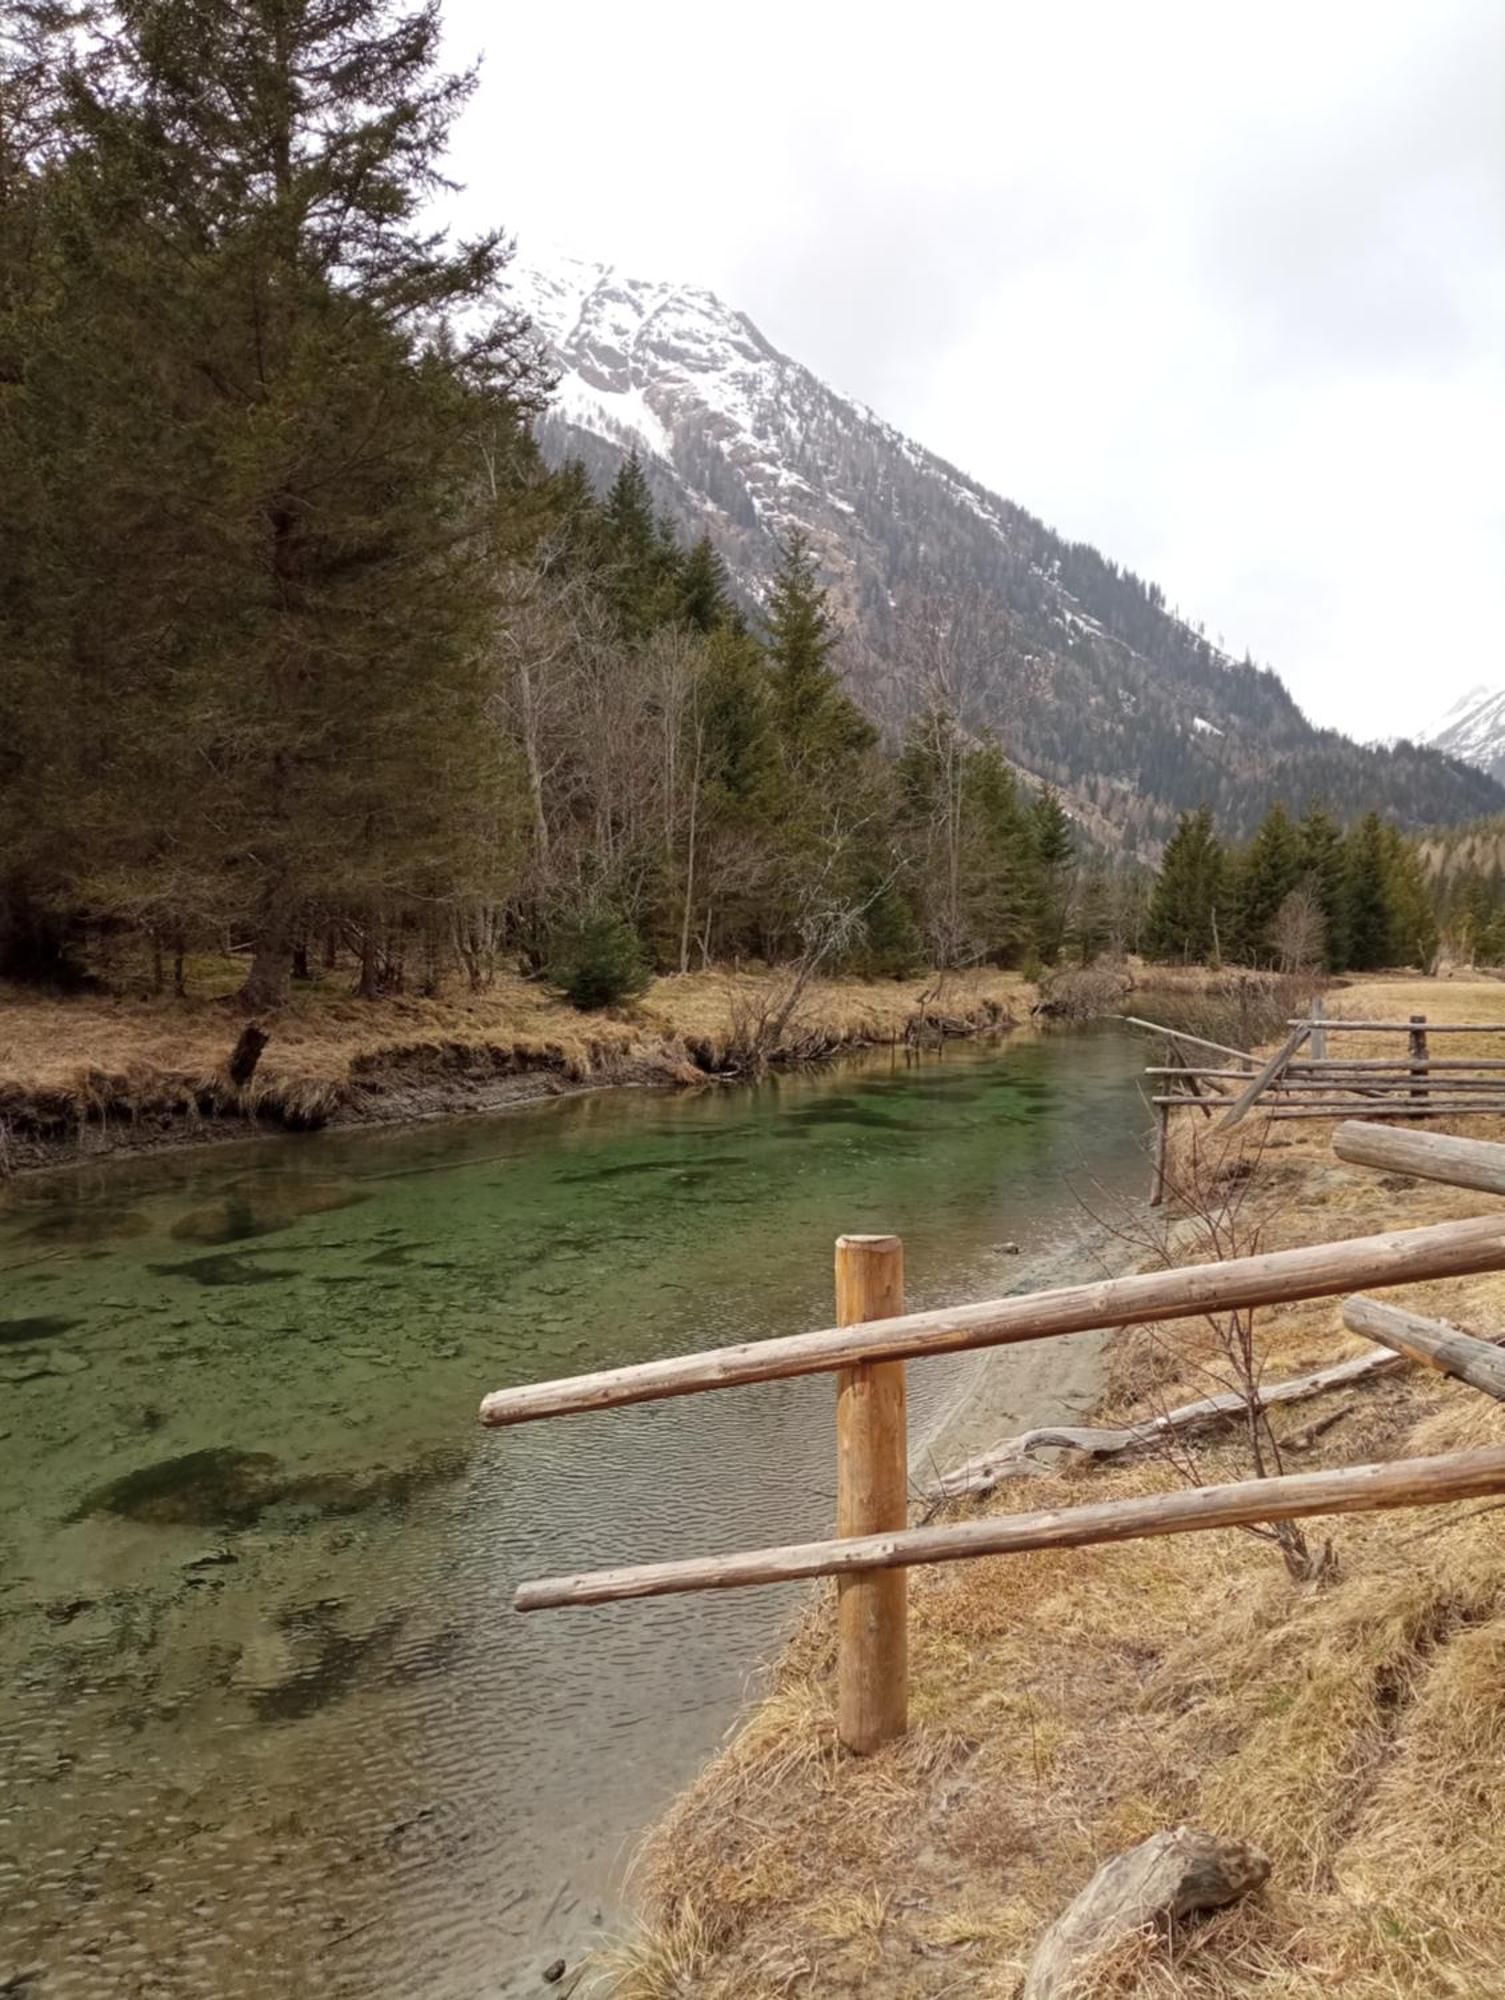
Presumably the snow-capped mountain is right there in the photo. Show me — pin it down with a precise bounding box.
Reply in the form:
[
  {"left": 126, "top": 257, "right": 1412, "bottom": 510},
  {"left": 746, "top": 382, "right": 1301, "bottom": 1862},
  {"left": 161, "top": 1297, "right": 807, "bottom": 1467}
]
[
  {"left": 510, "top": 250, "right": 1503, "bottom": 851},
  {"left": 1424, "top": 686, "right": 1505, "bottom": 784}
]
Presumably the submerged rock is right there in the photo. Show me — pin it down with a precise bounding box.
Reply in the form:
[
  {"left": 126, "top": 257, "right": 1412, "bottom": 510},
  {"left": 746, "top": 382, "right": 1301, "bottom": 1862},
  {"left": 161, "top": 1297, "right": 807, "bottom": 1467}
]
[
  {"left": 70, "top": 1442, "right": 469, "bottom": 1529},
  {"left": 71, "top": 1447, "right": 286, "bottom": 1527},
  {"left": 170, "top": 1175, "right": 363, "bottom": 1246},
  {"left": 147, "top": 1253, "right": 296, "bottom": 1287},
  {"left": 0, "top": 1315, "right": 80, "bottom": 1345}
]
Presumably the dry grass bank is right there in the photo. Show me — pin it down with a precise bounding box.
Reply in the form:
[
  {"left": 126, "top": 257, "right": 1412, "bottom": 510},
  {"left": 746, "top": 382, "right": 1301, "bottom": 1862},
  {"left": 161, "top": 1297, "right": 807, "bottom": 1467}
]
[
  {"left": 0, "top": 964, "right": 1032, "bottom": 1172},
  {"left": 608, "top": 972, "right": 1505, "bottom": 1999}
]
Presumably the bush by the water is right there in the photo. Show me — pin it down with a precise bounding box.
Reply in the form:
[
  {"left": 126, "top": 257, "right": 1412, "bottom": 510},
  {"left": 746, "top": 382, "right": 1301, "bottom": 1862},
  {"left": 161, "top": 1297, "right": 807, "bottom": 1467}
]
[{"left": 545, "top": 912, "right": 652, "bottom": 1011}]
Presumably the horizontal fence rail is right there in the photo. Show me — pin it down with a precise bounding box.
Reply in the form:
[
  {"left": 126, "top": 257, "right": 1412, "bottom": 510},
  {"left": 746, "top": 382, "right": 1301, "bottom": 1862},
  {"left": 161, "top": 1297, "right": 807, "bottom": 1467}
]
[
  {"left": 478, "top": 1212, "right": 1505, "bottom": 1427},
  {"left": 514, "top": 1445, "right": 1505, "bottom": 1610},
  {"left": 1285, "top": 1020, "right": 1505, "bottom": 1033}
]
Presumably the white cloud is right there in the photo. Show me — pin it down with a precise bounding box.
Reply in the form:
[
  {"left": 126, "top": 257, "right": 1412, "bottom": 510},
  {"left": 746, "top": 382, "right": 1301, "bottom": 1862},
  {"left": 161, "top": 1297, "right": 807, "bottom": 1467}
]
[{"left": 439, "top": 0, "right": 1505, "bottom": 740}]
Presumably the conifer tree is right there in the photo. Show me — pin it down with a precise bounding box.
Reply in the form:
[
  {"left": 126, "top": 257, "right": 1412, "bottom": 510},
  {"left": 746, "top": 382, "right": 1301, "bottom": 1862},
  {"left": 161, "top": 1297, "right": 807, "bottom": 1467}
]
[
  {"left": 1343, "top": 813, "right": 1393, "bottom": 971},
  {"left": 11, "top": 0, "right": 548, "bottom": 1008},
  {"left": 763, "top": 529, "right": 874, "bottom": 773},
  {"left": 603, "top": 452, "right": 679, "bottom": 638},
  {"left": 1296, "top": 807, "right": 1349, "bottom": 970},
  {"left": 1027, "top": 788, "right": 1075, "bottom": 963},
  {"left": 1144, "top": 807, "right": 1224, "bottom": 962},
  {"left": 677, "top": 533, "right": 733, "bottom": 633},
  {"left": 1233, "top": 801, "right": 1302, "bottom": 963}
]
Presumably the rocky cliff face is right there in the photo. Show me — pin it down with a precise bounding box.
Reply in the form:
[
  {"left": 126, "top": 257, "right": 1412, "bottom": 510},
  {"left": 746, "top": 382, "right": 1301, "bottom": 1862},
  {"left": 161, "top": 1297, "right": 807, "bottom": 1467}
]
[{"left": 511, "top": 252, "right": 1502, "bottom": 852}]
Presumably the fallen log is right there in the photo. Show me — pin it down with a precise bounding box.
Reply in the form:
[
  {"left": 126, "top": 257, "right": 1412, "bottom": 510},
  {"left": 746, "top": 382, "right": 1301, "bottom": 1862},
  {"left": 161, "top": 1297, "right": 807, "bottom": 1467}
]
[
  {"left": 1342, "top": 1296, "right": 1505, "bottom": 1403},
  {"left": 514, "top": 1444, "right": 1505, "bottom": 1609},
  {"left": 928, "top": 1345, "right": 1412, "bottom": 1500},
  {"left": 1332, "top": 1121, "right": 1505, "bottom": 1196},
  {"left": 479, "top": 1211, "right": 1505, "bottom": 1426},
  {"left": 1023, "top": 1825, "right": 1271, "bottom": 2000}
]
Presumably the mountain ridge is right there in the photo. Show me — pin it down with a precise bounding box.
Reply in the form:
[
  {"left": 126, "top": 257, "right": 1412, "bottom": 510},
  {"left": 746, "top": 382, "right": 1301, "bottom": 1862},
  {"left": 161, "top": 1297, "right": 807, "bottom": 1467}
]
[{"left": 510, "top": 250, "right": 1503, "bottom": 855}]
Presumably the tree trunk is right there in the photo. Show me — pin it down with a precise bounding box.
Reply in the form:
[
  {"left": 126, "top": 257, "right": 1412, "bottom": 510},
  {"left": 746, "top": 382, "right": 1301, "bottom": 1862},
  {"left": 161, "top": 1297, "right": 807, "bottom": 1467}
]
[
  {"left": 356, "top": 919, "right": 381, "bottom": 1000},
  {"left": 238, "top": 907, "right": 293, "bottom": 1012}
]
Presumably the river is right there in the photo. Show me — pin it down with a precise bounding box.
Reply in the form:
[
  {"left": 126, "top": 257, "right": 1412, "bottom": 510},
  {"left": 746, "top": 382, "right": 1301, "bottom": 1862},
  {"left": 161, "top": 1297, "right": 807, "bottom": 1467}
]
[{"left": 0, "top": 1026, "right": 1149, "bottom": 1998}]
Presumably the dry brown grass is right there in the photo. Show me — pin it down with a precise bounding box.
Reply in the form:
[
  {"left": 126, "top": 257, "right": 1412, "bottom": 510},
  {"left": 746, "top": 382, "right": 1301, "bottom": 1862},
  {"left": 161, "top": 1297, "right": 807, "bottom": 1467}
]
[
  {"left": 0, "top": 964, "right": 1033, "bottom": 1166},
  {"left": 604, "top": 973, "right": 1505, "bottom": 1999}
]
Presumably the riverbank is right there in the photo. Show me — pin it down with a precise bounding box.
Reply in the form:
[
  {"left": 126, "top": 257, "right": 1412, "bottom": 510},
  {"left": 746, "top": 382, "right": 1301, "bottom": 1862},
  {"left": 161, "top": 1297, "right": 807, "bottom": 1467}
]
[
  {"left": 608, "top": 972, "right": 1505, "bottom": 1999},
  {"left": 0, "top": 966, "right": 1032, "bottom": 1174}
]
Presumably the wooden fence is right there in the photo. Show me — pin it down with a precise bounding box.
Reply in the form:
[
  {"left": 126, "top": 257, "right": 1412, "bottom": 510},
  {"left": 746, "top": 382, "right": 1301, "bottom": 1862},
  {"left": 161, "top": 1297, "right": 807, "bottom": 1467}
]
[
  {"left": 1137, "top": 1005, "right": 1505, "bottom": 1203},
  {"left": 480, "top": 1123, "right": 1505, "bottom": 1756}
]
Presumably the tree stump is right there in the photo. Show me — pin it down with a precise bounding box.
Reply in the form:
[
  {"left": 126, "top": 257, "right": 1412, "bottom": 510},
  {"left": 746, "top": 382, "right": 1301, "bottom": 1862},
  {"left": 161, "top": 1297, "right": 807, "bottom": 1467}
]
[
  {"left": 227, "top": 1023, "right": 270, "bottom": 1089},
  {"left": 1023, "top": 1825, "right": 1270, "bottom": 1999}
]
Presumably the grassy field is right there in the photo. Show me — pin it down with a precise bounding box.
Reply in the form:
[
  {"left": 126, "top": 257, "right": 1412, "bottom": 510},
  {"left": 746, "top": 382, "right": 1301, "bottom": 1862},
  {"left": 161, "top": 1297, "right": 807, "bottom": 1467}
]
[
  {"left": 607, "top": 972, "right": 1505, "bottom": 1999},
  {"left": 0, "top": 963, "right": 1033, "bottom": 1169}
]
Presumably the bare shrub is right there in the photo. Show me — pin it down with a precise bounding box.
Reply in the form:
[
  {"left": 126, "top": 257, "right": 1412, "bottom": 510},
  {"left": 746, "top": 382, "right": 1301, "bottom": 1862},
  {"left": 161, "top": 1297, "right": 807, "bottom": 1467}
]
[
  {"left": 1134, "top": 969, "right": 1323, "bottom": 1055},
  {"left": 1034, "top": 958, "right": 1135, "bottom": 1021},
  {"left": 1079, "top": 1120, "right": 1328, "bottom": 1582}
]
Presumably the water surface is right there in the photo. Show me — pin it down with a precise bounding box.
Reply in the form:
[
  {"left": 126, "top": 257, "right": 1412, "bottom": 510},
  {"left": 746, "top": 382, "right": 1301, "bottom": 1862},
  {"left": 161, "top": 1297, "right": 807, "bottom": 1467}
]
[{"left": 0, "top": 1029, "right": 1148, "bottom": 1997}]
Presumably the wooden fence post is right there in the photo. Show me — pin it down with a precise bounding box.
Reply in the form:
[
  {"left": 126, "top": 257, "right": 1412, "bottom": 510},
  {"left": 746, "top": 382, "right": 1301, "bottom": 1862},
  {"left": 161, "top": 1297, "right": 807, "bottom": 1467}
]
[
  {"left": 1149, "top": 1099, "right": 1170, "bottom": 1206},
  {"left": 1409, "top": 1014, "right": 1429, "bottom": 1105},
  {"left": 1311, "top": 996, "right": 1327, "bottom": 1062},
  {"left": 835, "top": 1234, "right": 908, "bottom": 1754}
]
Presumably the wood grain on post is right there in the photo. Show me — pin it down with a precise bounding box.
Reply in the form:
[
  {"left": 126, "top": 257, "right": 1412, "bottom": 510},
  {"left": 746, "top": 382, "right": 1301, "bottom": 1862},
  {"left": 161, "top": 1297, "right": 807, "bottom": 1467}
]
[
  {"left": 479, "top": 1210, "right": 1505, "bottom": 1425},
  {"left": 513, "top": 1445, "right": 1505, "bottom": 1609},
  {"left": 1333, "top": 1122, "right": 1505, "bottom": 1194},
  {"left": 834, "top": 1234, "right": 907, "bottom": 1754}
]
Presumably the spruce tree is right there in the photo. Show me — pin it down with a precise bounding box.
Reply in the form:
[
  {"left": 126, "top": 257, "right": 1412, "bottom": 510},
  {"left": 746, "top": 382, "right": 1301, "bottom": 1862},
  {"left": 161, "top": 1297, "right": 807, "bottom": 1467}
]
[
  {"left": 1343, "top": 813, "right": 1393, "bottom": 971},
  {"left": 677, "top": 533, "right": 733, "bottom": 633},
  {"left": 763, "top": 528, "right": 874, "bottom": 772},
  {"left": 1144, "top": 807, "right": 1224, "bottom": 962},
  {"left": 1232, "top": 801, "right": 1301, "bottom": 963},
  {"left": 1027, "top": 788, "right": 1075, "bottom": 963},
  {"left": 1296, "top": 807, "right": 1349, "bottom": 970},
  {"left": 603, "top": 451, "right": 678, "bottom": 638},
  {"left": 21, "top": 0, "right": 549, "bottom": 1008}
]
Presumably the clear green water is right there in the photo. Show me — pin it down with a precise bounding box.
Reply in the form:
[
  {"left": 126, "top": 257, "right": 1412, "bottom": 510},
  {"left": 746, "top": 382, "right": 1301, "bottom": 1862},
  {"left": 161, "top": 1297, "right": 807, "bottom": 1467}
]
[{"left": 0, "top": 1029, "right": 1148, "bottom": 1997}]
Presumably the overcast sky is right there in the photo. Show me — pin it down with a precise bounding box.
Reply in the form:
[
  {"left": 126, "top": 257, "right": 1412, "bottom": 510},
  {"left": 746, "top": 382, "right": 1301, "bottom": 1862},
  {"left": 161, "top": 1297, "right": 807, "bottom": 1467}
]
[{"left": 440, "top": 0, "right": 1503, "bottom": 743}]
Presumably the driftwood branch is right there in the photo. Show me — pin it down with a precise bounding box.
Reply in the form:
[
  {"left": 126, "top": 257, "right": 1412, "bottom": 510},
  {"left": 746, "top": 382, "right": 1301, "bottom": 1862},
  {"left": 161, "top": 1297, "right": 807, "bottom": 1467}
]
[
  {"left": 1342, "top": 1296, "right": 1505, "bottom": 1404},
  {"left": 1023, "top": 1826, "right": 1270, "bottom": 2000},
  {"left": 927, "top": 1345, "right": 1409, "bottom": 1500}
]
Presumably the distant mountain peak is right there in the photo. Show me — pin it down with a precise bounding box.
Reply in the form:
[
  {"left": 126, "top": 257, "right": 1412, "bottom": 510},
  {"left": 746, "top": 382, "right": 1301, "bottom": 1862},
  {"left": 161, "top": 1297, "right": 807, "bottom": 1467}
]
[
  {"left": 509, "top": 250, "right": 1504, "bottom": 852},
  {"left": 1424, "top": 685, "right": 1505, "bottom": 784}
]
